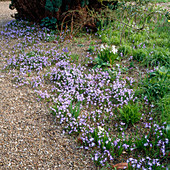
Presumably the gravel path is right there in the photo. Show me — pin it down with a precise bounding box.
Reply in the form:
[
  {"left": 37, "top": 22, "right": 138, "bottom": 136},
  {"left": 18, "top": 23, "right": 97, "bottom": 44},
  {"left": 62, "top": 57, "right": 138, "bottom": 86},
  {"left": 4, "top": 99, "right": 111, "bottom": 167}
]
[
  {"left": 0, "top": 2, "right": 95, "bottom": 169},
  {"left": 0, "top": 1, "right": 16, "bottom": 29}
]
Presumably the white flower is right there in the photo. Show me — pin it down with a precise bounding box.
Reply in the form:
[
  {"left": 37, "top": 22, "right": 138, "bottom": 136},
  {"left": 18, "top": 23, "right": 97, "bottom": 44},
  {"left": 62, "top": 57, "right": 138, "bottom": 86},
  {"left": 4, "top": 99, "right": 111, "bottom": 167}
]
[
  {"left": 111, "top": 45, "right": 118, "bottom": 54},
  {"left": 116, "top": 64, "right": 120, "bottom": 67},
  {"left": 100, "top": 44, "right": 117, "bottom": 54},
  {"left": 100, "top": 44, "right": 109, "bottom": 51},
  {"left": 98, "top": 126, "right": 105, "bottom": 134},
  {"left": 105, "top": 44, "right": 109, "bottom": 48},
  {"left": 100, "top": 44, "right": 105, "bottom": 51}
]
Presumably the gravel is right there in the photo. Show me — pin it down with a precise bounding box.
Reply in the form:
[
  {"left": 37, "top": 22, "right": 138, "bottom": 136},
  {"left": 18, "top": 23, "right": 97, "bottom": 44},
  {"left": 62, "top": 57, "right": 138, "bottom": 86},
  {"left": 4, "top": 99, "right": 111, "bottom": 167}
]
[
  {"left": 0, "top": 1, "right": 96, "bottom": 169},
  {"left": 0, "top": 1, "right": 16, "bottom": 29}
]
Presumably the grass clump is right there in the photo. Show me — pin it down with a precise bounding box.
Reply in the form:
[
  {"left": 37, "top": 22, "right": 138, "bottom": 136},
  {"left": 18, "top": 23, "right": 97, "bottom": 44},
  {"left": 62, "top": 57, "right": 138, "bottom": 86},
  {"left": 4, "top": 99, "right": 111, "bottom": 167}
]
[
  {"left": 117, "top": 102, "right": 142, "bottom": 127},
  {"left": 139, "top": 66, "right": 170, "bottom": 102}
]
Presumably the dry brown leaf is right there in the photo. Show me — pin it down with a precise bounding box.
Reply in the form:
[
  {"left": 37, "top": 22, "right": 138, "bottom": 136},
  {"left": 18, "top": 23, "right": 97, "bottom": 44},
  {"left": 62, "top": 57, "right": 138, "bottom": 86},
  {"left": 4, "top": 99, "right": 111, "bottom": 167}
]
[
  {"left": 77, "top": 133, "right": 83, "bottom": 144},
  {"left": 112, "top": 162, "right": 128, "bottom": 169}
]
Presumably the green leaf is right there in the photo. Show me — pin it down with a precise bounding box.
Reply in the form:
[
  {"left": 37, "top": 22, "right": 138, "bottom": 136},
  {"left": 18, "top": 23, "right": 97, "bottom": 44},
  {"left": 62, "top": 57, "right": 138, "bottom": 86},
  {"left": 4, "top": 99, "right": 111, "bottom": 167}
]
[{"left": 45, "top": 0, "right": 54, "bottom": 12}]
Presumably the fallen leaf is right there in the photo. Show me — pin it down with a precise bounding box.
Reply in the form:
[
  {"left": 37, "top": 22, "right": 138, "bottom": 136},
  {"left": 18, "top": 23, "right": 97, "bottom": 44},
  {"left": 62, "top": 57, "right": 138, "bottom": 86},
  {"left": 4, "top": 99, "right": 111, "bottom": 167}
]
[
  {"left": 77, "top": 137, "right": 83, "bottom": 144},
  {"left": 77, "top": 133, "right": 83, "bottom": 144},
  {"left": 112, "top": 162, "right": 128, "bottom": 169}
]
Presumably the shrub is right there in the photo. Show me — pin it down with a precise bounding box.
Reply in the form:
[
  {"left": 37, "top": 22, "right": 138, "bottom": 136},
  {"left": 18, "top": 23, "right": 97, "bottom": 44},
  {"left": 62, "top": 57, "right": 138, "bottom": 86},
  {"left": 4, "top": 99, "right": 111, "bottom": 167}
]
[{"left": 9, "top": 0, "right": 118, "bottom": 30}]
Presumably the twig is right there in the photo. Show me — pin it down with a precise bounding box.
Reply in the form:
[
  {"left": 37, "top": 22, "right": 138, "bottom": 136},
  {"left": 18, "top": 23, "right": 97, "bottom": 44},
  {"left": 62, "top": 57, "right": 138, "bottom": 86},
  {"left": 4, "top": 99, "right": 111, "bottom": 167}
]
[{"left": 111, "top": 11, "right": 164, "bottom": 31}]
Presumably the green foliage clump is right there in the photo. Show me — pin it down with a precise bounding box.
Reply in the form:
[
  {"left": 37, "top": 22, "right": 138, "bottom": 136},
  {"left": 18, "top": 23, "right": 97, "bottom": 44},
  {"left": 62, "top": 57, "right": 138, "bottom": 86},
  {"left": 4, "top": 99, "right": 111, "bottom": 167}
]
[
  {"left": 110, "top": 36, "right": 120, "bottom": 45},
  {"left": 139, "top": 66, "right": 170, "bottom": 102},
  {"left": 69, "top": 101, "right": 81, "bottom": 119},
  {"left": 93, "top": 44, "right": 119, "bottom": 69},
  {"left": 118, "top": 103, "right": 142, "bottom": 126},
  {"left": 146, "top": 47, "right": 170, "bottom": 67},
  {"left": 88, "top": 45, "right": 95, "bottom": 54},
  {"left": 132, "top": 48, "right": 148, "bottom": 62},
  {"left": 40, "top": 17, "right": 57, "bottom": 29},
  {"left": 165, "top": 11, "right": 170, "bottom": 20},
  {"left": 45, "top": 0, "right": 53, "bottom": 12},
  {"left": 45, "top": 0, "right": 62, "bottom": 12},
  {"left": 118, "top": 45, "right": 133, "bottom": 56},
  {"left": 156, "top": 93, "right": 170, "bottom": 124},
  {"left": 81, "top": 0, "right": 89, "bottom": 7}
]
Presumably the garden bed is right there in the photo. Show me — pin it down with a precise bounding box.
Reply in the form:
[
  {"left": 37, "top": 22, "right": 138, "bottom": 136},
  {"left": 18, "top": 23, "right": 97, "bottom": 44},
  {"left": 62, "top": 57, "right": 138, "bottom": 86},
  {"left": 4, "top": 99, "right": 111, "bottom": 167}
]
[{"left": 0, "top": 1, "right": 169, "bottom": 169}]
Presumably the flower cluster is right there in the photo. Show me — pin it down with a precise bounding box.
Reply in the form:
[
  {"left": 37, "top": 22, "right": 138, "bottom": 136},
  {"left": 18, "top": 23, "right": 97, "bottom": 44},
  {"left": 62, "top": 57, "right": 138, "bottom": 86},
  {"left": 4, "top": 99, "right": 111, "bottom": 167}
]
[
  {"left": 1, "top": 19, "right": 169, "bottom": 169},
  {"left": 127, "top": 157, "right": 164, "bottom": 169},
  {"left": 100, "top": 44, "right": 118, "bottom": 54}
]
